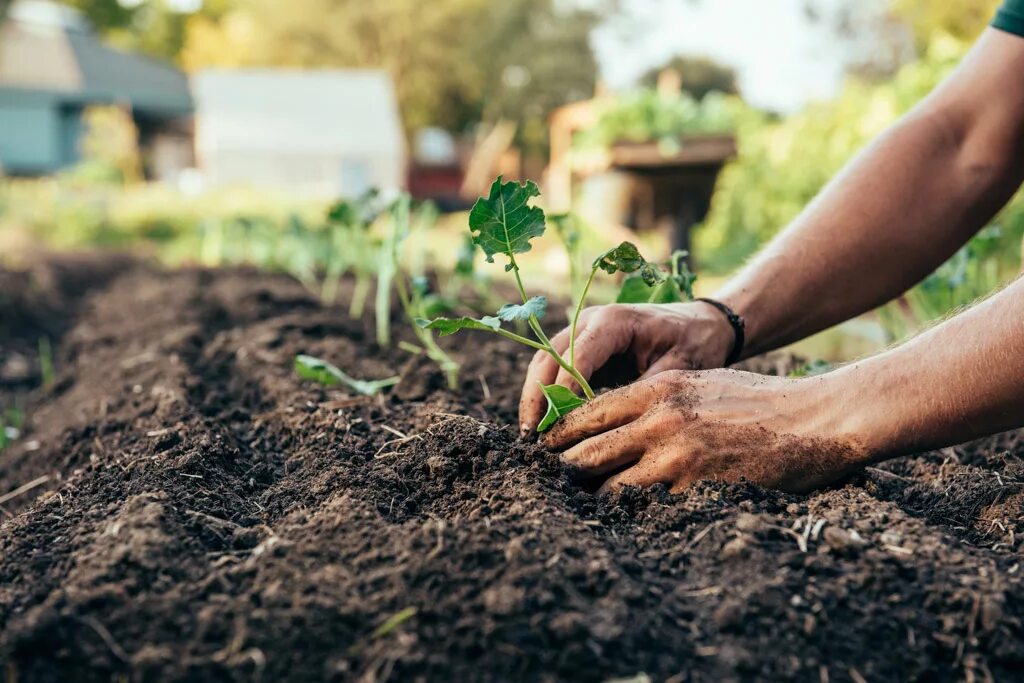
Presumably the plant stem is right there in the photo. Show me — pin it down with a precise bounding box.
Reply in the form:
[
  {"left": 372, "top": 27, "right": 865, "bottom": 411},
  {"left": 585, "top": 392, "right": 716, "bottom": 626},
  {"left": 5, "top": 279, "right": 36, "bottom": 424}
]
[
  {"left": 396, "top": 274, "right": 461, "bottom": 389},
  {"left": 569, "top": 266, "right": 597, "bottom": 368},
  {"left": 350, "top": 273, "right": 370, "bottom": 318},
  {"left": 506, "top": 252, "right": 594, "bottom": 399}
]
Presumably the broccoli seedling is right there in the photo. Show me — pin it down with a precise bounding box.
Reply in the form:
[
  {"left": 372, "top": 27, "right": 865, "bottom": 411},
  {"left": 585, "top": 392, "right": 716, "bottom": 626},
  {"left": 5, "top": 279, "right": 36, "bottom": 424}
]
[{"left": 418, "top": 176, "right": 667, "bottom": 431}]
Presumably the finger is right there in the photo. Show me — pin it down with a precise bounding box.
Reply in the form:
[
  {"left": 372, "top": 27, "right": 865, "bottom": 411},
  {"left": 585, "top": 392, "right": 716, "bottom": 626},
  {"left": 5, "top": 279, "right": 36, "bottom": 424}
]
[
  {"left": 553, "top": 321, "right": 631, "bottom": 394},
  {"left": 598, "top": 457, "right": 673, "bottom": 494},
  {"left": 518, "top": 326, "right": 576, "bottom": 434},
  {"left": 559, "top": 418, "right": 652, "bottom": 478},
  {"left": 544, "top": 378, "right": 666, "bottom": 450},
  {"left": 638, "top": 350, "right": 693, "bottom": 380}
]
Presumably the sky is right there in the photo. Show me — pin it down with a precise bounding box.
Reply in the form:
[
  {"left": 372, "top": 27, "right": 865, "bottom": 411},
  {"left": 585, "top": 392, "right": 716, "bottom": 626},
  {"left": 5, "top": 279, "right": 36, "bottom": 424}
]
[{"left": 592, "top": 0, "right": 852, "bottom": 112}]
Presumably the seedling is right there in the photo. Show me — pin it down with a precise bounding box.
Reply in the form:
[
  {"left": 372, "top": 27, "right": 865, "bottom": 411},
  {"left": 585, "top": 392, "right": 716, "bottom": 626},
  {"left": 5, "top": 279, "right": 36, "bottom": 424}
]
[
  {"left": 38, "top": 336, "right": 54, "bottom": 387},
  {"left": 0, "top": 407, "right": 23, "bottom": 451},
  {"left": 294, "top": 354, "right": 399, "bottom": 396},
  {"left": 419, "top": 177, "right": 670, "bottom": 431},
  {"left": 615, "top": 250, "right": 696, "bottom": 304},
  {"left": 380, "top": 195, "right": 461, "bottom": 387}
]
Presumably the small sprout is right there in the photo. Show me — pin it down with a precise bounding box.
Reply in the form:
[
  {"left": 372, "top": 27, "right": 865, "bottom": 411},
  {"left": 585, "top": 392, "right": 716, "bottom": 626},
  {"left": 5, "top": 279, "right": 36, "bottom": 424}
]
[
  {"left": 372, "top": 606, "right": 418, "bottom": 639},
  {"left": 294, "top": 354, "right": 399, "bottom": 396}
]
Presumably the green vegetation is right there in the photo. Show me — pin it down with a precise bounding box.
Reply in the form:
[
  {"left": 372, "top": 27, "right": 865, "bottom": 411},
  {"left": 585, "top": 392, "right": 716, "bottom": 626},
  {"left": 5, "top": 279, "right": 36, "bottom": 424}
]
[
  {"left": 0, "top": 407, "right": 23, "bottom": 452},
  {"left": 572, "top": 89, "right": 739, "bottom": 161},
  {"left": 294, "top": 355, "right": 399, "bottom": 396},
  {"left": 419, "top": 177, "right": 681, "bottom": 430}
]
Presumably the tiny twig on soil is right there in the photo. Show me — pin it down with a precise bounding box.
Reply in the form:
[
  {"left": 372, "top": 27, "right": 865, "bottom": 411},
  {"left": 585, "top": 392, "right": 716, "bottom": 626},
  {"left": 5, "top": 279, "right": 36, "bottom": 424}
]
[
  {"left": 0, "top": 475, "right": 50, "bottom": 506},
  {"left": 78, "top": 615, "right": 129, "bottom": 662},
  {"left": 380, "top": 424, "right": 408, "bottom": 439}
]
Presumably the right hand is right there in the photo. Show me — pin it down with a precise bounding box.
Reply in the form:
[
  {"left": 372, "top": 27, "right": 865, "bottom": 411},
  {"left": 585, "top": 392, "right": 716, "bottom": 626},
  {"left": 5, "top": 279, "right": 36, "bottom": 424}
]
[{"left": 518, "top": 301, "right": 737, "bottom": 434}]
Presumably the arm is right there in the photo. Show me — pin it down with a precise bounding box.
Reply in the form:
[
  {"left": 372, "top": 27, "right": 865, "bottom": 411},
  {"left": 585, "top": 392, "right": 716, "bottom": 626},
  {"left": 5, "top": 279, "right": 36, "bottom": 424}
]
[
  {"left": 545, "top": 274, "right": 1024, "bottom": 494},
  {"left": 519, "top": 29, "right": 1024, "bottom": 432},
  {"left": 720, "top": 28, "right": 1024, "bottom": 357}
]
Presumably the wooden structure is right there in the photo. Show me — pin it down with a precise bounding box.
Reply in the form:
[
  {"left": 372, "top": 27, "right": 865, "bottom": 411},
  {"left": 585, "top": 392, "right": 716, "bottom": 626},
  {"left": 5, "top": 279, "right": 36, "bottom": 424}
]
[
  {"left": 547, "top": 80, "right": 736, "bottom": 263},
  {"left": 609, "top": 135, "right": 736, "bottom": 257}
]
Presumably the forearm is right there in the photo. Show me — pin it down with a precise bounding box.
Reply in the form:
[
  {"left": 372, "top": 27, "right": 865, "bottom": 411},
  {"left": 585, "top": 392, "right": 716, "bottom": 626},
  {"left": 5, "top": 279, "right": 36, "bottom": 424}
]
[
  {"left": 715, "top": 30, "right": 1024, "bottom": 358},
  {"left": 824, "top": 275, "right": 1024, "bottom": 457}
]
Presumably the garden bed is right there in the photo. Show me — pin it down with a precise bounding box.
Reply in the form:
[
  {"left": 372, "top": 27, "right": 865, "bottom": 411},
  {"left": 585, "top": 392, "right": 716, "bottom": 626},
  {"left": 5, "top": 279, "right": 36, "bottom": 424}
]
[{"left": 1, "top": 256, "right": 1023, "bottom": 682}]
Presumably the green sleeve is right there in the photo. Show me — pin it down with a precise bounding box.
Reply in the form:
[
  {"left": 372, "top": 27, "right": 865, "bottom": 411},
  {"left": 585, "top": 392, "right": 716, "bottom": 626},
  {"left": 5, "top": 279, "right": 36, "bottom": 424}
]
[{"left": 994, "top": 0, "right": 1024, "bottom": 37}]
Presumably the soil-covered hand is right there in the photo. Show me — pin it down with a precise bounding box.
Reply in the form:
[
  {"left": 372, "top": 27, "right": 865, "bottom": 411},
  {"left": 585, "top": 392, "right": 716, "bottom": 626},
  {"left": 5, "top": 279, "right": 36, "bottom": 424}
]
[
  {"left": 543, "top": 369, "right": 869, "bottom": 494},
  {"left": 518, "top": 301, "right": 736, "bottom": 434}
]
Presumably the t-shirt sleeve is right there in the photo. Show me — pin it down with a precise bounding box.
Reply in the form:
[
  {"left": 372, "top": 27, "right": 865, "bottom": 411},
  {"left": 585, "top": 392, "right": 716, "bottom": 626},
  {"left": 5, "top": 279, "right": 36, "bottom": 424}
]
[{"left": 993, "top": 0, "right": 1024, "bottom": 37}]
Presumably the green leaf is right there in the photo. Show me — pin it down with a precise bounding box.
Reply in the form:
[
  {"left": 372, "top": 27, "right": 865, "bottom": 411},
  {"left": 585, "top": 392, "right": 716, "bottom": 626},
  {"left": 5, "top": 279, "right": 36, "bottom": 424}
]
[
  {"left": 416, "top": 316, "right": 501, "bottom": 337},
  {"left": 593, "top": 241, "right": 645, "bottom": 274},
  {"left": 372, "top": 607, "right": 418, "bottom": 639},
  {"left": 469, "top": 176, "right": 546, "bottom": 270},
  {"left": 294, "top": 355, "right": 399, "bottom": 396},
  {"left": 454, "top": 234, "right": 477, "bottom": 277},
  {"left": 616, "top": 274, "right": 684, "bottom": 304},
  {"left": 593, "top": 241, "right": 667, "bottom": 287},
  {"left": 497, "top": 296, "right": 547, "bottom": 322},
  {"left": 537, "top": 383, "right": 587, "bottom": 432},
  {"left": 788, "top": 359, "right": 832, "bottom": 378}
]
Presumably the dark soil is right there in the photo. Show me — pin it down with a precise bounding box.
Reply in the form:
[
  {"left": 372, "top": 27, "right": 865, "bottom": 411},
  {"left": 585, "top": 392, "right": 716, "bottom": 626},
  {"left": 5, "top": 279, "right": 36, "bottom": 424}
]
[{"left": 1, "top": 257, "right": 1023, "bottom": 683}]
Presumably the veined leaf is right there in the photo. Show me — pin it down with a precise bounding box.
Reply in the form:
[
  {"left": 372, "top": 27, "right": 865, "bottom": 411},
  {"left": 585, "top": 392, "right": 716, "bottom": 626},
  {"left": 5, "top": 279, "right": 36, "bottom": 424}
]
[
  {"left": 497, "top": 296, "right": 547, "bottom": 322},
  {"left": 537, "top": 383, "right": 587, "bottom": 432},
  {"left": 594, "top": 241, "right": 666, "bottom": 286},
  {"left": 295, "top": 355, "right": 399, "bottom": 396},
  {"left": 469, "top": 177, "right": 546, "bottom": 270},
  {"left": 416, "top": 316, "right": 501, "bottom": 337}
]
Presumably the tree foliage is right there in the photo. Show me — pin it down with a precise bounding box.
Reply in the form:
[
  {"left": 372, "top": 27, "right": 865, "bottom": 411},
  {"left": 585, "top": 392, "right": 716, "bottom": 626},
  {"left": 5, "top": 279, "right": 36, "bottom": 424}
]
[
  {"left": 639, "top": 55, "right": 739, "bottom": 100},
  {"left": 179, "top": 0, "right": 598, "bottom": 138}
]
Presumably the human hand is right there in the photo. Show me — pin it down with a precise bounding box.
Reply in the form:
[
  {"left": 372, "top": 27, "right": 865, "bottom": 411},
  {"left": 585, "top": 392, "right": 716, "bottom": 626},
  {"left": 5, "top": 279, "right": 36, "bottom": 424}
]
[
  {"left": 518, "top": 301, "right": 736, "bottom": 434},
  {"left": 543, "top": 369, "right": 870, "bottom": 494}
]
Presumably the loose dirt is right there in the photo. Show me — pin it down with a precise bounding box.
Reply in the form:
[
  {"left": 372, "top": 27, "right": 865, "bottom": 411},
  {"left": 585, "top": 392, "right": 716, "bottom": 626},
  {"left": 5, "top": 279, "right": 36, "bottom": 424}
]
[{"left": 1, "top": 258, "right": 1022, "bottom": 682}]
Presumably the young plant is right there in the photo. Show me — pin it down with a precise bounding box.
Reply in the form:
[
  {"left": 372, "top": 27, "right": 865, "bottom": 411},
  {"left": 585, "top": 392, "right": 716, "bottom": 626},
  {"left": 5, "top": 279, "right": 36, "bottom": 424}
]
[
  {"left": 418, "top": 177, "right": 668, "bottom": 431},
  {"left": 294, "top": 355, "right": 399, "bottom": 395},
  {"left": 380, "top": 195, "right": 461, "bottom": 387},
  {"left": 615, "top": 249, "right": 696, "bottom": 304},
  {"left": 322, "top": 190, "right": 384, "bottom": 316}
]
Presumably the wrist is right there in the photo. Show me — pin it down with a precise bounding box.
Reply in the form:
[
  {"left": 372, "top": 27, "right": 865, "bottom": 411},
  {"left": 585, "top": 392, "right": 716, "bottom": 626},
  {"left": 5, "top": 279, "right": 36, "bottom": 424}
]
[
  {"left": 792, "top": 368, "right": 891, "bottom": 464},
  {"left": 673, "top": 301, "right": 736, "bottom": 368}
]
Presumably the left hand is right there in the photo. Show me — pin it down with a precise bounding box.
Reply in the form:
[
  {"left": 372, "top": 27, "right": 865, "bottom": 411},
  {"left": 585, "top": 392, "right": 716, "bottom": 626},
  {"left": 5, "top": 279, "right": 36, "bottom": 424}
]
[{"left": 543, "top": 369, "right": 871, "bottom": 494}]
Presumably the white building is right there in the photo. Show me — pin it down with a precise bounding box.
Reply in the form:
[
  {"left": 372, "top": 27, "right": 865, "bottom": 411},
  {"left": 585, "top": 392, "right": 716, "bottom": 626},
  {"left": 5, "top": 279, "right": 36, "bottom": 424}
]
[{"left": 192, "top": 69, "right": 406, "bottom": 198}]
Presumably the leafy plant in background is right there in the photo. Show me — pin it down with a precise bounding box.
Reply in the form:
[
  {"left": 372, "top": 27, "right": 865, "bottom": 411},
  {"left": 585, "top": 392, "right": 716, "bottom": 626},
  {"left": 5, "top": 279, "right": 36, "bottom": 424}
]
[
  {"left": 876, "top": 226, "right": 1006, "bottom": 342},
  {"left": 419, "top": 177, "right": 676, "bottom": 431},
  {"left": 572, "top": 89, "right": 738, "bottom": 163},
  {"left": 324, "top": 190, "right": 386, "bottom": 316},
  {"left": 615, "top": 249, "right": 696, "bottom": 305},
  {"left": 0, "top": 407, "right": 23, "bottom": 452}
]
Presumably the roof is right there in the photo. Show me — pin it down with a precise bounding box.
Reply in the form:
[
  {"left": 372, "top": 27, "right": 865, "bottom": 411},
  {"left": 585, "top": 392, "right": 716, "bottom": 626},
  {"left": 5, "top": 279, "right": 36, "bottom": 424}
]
[
  {"left": 192, "top": 69, "right": 404, "bottom": 156},
  {"left": 0, "top": 0, "right": 192, "bottom": 114}
]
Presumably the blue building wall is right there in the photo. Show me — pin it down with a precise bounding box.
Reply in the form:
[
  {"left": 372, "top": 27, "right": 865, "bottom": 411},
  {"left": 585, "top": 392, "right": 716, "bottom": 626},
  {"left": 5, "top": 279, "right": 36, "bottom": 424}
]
[{"left": 0, "top": 92, "right": 62, "bottom": 174}]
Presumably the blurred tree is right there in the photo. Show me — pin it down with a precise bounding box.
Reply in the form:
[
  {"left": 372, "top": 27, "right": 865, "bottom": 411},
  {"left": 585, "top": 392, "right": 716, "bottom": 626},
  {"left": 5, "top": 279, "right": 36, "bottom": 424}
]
[
  {"left": 61, "top": 0, "right": 218, "bottom": 63},
  {"left": 181, "top": 0, "right": 488, "bottom": 134},
  {"left": 467, "top": 0, "right": 599, "bottom": 155},
  {"left": 638, "top": 55, "right": 738, "bottom": 99},
  {"left": 181, "top": 0, "right": 600, "bottom": 148},
  {"left": 890, "top": 0, "right": 1001, "bottom": 47}
]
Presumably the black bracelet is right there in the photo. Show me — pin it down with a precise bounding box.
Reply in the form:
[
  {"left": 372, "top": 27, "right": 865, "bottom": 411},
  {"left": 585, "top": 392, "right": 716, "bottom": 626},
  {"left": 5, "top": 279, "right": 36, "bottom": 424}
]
[{"left": 695, "top": 297, "right": 745, "bottom": 366}]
